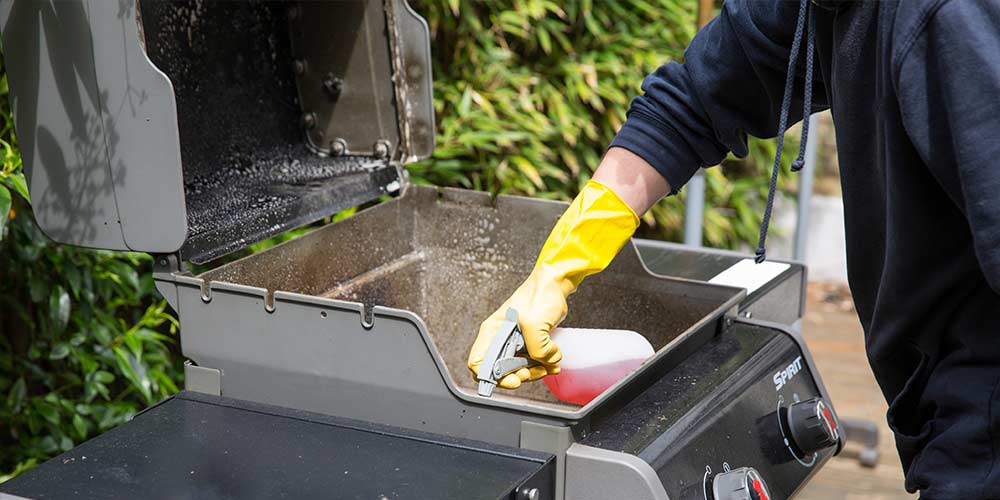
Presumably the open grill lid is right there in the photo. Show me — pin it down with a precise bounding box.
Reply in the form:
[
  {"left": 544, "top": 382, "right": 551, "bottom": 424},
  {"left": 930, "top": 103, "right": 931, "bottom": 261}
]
[{"left": 0, "top": 0, "right": 434, "bottom": 263}]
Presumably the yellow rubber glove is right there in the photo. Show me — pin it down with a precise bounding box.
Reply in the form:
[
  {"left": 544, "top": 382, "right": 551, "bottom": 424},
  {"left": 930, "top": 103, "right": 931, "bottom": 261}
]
[{"left": 468, "top": 180, "right": 640, "bottom": 390}]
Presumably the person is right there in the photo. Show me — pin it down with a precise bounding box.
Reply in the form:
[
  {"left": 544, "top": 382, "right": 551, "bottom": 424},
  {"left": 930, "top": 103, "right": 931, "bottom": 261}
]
[{"left": 467, "top": 0, "right": 1000, "bottom": 497}]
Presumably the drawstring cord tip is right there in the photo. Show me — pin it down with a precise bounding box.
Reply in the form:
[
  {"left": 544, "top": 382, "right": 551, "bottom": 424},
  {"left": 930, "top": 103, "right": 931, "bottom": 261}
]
[
  {"left": 754, "top": 248, "right": 767, "bottom": 264},
  {"left": 791, "top": 158, "right": 805, "bottom": 172}
]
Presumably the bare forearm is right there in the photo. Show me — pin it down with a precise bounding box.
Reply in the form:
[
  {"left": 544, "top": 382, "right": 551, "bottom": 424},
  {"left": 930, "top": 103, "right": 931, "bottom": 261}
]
[{"left": 592, "top": 147, "right": 671, "bottom": 216}]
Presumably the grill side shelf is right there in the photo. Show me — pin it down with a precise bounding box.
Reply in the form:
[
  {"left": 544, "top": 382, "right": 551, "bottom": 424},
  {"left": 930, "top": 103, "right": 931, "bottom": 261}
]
[{"left": 0, "top": 392, "right": 556, "bottom": 500}]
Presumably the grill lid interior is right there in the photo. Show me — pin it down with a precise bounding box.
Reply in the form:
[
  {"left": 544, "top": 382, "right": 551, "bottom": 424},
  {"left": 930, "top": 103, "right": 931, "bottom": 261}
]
[
  {"left": 138, "top": 0, "right": 434, "bottom": 263},
  {"left": 2, "top": 0, "right": 432, "bottom": 260}
]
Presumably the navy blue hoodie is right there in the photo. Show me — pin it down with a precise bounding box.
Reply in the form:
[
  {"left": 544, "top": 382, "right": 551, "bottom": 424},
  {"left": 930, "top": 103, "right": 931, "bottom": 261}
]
[{"left": 610, "top": 1, "right": 1000, "bottom": 497}]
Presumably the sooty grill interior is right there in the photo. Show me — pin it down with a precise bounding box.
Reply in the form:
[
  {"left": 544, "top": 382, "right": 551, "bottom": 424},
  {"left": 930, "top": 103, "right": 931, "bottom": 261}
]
[
  {"left": 138, "top": 1, "right": 398, "bottom": 263},
  {"left": 202, "top": 186, "right": 738, "bottom": 406}
]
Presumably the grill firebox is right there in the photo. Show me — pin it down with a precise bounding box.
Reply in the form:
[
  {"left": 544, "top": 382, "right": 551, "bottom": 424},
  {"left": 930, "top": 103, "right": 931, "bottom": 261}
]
[{"left": 200, "top": 185, "right": 742, "bottom": 409}]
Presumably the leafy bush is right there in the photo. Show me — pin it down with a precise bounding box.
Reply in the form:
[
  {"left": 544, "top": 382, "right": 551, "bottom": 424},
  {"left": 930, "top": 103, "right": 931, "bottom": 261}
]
[
  {"left": 407, "top": 0, "right": 798, "bottom": 248},
  {"left": 0, "top": 57, "right": 182, "bottom": 481}
]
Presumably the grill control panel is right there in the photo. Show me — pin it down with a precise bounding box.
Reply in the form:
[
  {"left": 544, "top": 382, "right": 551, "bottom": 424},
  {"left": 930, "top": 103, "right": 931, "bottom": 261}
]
[{"left": 582, "top": 322, "right": 838, "bottom": 499}]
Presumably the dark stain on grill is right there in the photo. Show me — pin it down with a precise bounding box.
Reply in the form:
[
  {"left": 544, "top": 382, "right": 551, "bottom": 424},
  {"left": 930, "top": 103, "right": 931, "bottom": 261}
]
[
  {"left": 138, "top": 1, "right": 302, "bottom": 172},
  {"left": 139, "top": 1, "right": 398, "bottom": 263},
  {"left": 202, "top": 186, "right": 733, "bottom": 409}
]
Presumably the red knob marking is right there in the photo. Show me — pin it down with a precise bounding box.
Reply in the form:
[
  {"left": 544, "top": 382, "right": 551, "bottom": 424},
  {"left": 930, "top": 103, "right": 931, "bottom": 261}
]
[
  {"left": 822, "top": 406, "right": 838, "bottom": 433},
  {"left": 752, "top": 479, "right": 770, "bottom": 500}
]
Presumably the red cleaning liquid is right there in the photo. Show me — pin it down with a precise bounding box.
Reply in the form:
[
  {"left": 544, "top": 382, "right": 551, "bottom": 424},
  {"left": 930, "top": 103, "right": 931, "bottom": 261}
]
[{"left": 543, "top": 328, "right": 654, "bottom": 405}]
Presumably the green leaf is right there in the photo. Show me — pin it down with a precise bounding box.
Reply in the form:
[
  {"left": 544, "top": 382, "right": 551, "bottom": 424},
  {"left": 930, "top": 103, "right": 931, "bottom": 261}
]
[
  {"left": 7, "top": 377, "right": 26, "bottom": 413},
  {"left": 116, "top": 263, "right": 140, "bottom": 291},
  {"left": 94, "top": 382, "right": 110, "bottom": 401},
  {"left": 0, "top": 184, "right": 10, "bottom": 237},
  {"left": 49, "top": 286, "right": 71, "bottom": 333},
  {"left": 0, "top": 459, "right": 39, "bottom": 484},
  {"left": 49, "top": 343, "right": 70, "bottom": 360},
  {"left": 537, "top": 27, "right": 552, "bottom": 54},
  {"left": 510, "top": 156, "right": 544, "bottom": 189},
  {"left": 92, "top": 323, "right": 112, "bottom": 345},
  {"left": 93, "top": 371, "right": 114, "bottom": 384},
  {"left": 34, "top": 401, "right": 60, "bottom": 426},
  {"left": 1, "top": 172, "right": 28, "bottom": 202},
  {"left": 457, "top": 86, "right": 473, "bottom": 116},
  {"left": 66, "top": 265, "right": 82, "bottom": 298},
  {"left": 28, "top": 414, "right": 42, "bottom": 435},
  {"left": 72, "top": 414, "right": 88, "bottom": 440},
  {"left": 38, "top": 436, "right": 58, "bottom": 454},
  {"left": 113, "top": 347, "right": 152, "bottom": 404},
  {"left": 77, "top": 351, "right": 98, "bottom": 374},
  {"left": 29, "top": 274, "right": 47, "bottom": 303}
]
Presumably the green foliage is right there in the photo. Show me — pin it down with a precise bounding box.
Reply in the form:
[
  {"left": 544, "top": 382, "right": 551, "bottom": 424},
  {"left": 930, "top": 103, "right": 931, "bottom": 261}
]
[
  {"left": 408, "top": 0, "right": 797, "bottom": 249},
  {"left": 0, "top": 70, "right": 21, "bottom": 241},
  {"left": 0, "top": 55, "right": 181, "bottom": 480}
]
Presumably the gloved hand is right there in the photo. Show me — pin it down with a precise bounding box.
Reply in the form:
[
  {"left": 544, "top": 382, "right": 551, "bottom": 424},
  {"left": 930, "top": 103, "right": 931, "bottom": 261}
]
[{"left": 468, "top": 179, "right": 640, "bottom": 390}]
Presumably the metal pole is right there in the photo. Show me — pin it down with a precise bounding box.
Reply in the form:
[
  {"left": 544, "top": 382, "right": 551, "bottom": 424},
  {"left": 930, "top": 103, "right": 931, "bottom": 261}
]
[
  {"left": 793, "top": 114, "right": 820, "bottom": 261},
  {"left": 683, "top": 0, "right": 715, "bottom": 247},
  {"left": 683, "top": 174, "right": 706, "bottom": 246}
]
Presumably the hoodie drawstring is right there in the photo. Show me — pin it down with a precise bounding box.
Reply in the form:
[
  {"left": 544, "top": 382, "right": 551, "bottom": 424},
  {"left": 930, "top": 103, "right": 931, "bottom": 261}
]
[
  {"left": 755, "top": 0, "right": 815, "bottom": 263},
  {"left": 793, "top": 5, "right": 817, "bottom": 172}
]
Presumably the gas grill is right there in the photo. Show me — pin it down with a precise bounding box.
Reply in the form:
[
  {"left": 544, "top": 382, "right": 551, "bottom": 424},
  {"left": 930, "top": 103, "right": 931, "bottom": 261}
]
[{"left": 0, "top": 1, "right": 842, "bottom": 499}]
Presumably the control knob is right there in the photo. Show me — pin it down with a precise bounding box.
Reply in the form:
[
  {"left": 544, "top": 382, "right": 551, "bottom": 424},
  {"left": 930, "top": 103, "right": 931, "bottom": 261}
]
[
  {"left": 712, "top": 467, "right": 771, "bottom": 500},
  {"left": 787, "top": 397, "right": 839, "bottom": 454}
]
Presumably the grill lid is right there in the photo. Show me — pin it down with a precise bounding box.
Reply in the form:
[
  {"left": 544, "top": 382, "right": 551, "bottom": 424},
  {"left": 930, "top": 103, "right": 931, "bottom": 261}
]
[{"left": 1, "top": 0, "right": 434, "bottom": 263}]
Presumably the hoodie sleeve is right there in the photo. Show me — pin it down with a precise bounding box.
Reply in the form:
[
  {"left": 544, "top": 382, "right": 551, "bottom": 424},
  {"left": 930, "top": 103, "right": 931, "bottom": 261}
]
[
  {"left": 610, "top": 0, "right": 828, "bottom": 194},
  {"left": 895, "top": 1, "right": 1000, "bottom": 293}
]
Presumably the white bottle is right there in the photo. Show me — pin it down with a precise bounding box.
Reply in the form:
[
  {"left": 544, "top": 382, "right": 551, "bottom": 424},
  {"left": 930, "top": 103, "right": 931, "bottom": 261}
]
[{"left": 543, "top": 327, "right": 654, "bottom": 405}]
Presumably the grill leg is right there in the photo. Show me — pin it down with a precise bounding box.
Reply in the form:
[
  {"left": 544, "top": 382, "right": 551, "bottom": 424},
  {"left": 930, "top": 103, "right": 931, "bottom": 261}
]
[{"left": 840, "top": 417, "right": 880, "bottom": 468}]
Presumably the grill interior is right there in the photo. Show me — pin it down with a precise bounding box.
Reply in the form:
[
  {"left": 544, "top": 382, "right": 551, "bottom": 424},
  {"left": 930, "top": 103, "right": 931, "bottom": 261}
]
[
  {"left": 138, "top": 1, "right": 399, "bottom": 263},
  {"left": 201, "top": 186, "right": 738, "bottom": 407}
]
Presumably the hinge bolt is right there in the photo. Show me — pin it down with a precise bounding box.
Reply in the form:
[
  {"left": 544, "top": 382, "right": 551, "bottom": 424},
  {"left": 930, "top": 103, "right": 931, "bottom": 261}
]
[
  {"left": 322, "top": 73, "right": 343, "bottom": 100},
  {"left": 301, "top": 112, "right": 316, "bottom": 129},
  {"left": 331, "top": 138, "right": 347, "bottom": 156},
  {"left": 517, "top": 487, "right": 540, "bottom": 500}
]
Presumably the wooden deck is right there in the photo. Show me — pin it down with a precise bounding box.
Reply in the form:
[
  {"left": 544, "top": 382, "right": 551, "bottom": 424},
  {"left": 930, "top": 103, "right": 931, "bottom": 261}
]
[{"left": 796, "top": 285, "right": 915, "bottom": 499}]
